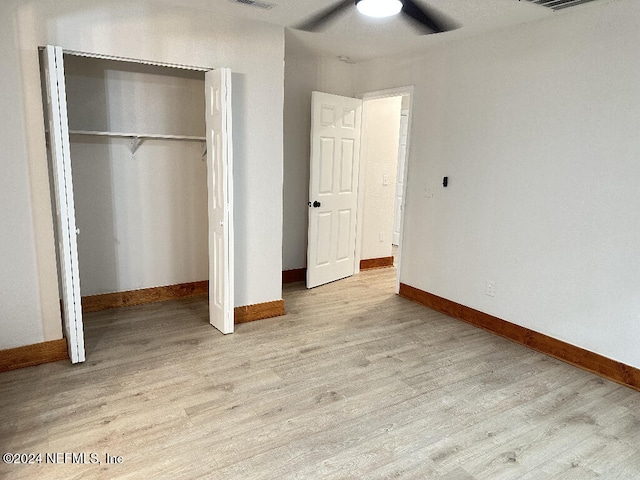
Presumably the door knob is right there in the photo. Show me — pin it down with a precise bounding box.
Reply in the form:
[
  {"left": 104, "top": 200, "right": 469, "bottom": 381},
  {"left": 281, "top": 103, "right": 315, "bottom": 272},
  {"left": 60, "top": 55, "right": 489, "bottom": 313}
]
[{"left": 308, "top": 200, "right": 321, "bottom": 208}]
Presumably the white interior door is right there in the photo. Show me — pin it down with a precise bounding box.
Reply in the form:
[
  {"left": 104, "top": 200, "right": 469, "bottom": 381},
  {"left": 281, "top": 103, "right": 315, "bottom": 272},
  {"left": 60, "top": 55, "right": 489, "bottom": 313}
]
[
  {"left": 42, "top": 45, "right": 86, "bottom": 363},
  {"left": 307, "top": 92, "right": 362, "bottom": 289},
  {"left": 393, "top": 110, "right": 409, "bottom": 246},
  {"left": 205, "top": 68, "right": 234, "bottom": 334}
]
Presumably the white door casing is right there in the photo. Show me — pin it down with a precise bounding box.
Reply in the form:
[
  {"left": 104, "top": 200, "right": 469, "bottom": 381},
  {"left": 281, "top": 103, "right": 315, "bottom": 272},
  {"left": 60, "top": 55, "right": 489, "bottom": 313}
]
[
  {"left": 205, "top": 68, "right": 234, "bottom": 334},
  {"left": 393, "top": 110, "right": 409, "bottom": 246},
  {"left": 307, "top": 92, "right": 363, "bottom": 289},
  {"left": 42, "top": 45, "right": 86, "bottom": 363}
]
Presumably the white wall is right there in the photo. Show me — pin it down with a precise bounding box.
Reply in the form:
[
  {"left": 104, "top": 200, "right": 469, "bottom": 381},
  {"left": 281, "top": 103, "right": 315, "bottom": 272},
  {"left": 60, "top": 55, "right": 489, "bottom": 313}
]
[
  {"left": 0, "top": 7, "right": 57, "bottom": 350},
  {"left": 283, "top": 44, "right": 356, "bottom": 270},
  {"left": 0, "top": 0, "right": 284, "bottom": 349},
  {"left": 355, "top": 0, "right": 640, "bottom": 368},
  {"left": 360, "top": 96, "right": 402, "bottom": 260}
]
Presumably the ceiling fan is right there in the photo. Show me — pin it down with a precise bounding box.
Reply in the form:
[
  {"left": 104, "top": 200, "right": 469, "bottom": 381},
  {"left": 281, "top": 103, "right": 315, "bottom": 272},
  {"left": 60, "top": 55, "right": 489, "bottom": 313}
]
[{"left": 295, "top": 0, "right": 457, "bottom": 34}]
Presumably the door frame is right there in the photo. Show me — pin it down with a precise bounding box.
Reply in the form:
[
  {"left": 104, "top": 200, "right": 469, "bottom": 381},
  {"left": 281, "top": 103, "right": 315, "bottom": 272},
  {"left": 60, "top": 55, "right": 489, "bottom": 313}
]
[{"left": 355, "top": 86, "right": 414, "bottom": 294}]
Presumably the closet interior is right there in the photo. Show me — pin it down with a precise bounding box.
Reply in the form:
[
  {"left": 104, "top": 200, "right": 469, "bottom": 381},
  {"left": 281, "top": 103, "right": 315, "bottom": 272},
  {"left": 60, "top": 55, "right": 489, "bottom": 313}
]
[{"left": 64, "top": 54, "right": 209, "bottom": 301}]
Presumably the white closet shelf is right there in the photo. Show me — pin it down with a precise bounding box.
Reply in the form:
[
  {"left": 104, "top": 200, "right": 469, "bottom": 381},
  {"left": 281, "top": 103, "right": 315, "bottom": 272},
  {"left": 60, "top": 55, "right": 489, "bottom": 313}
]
[{"left": 69, "top": 130, "right": 205, "bottom": 141}]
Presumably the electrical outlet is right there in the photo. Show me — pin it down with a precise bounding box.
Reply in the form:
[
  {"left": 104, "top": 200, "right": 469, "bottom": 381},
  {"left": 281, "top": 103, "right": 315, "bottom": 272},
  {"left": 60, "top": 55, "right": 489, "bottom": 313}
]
[
  {"left": 383, "top": 174, "right": 389, "bottom": 186},
  {"left": 379, "top": 232, "right": 384, "bottom": 242},
  {"left": 423, "top": 187, "right": 433, "bottom": 198},
  {"left": 485, "top": 281, "right": 496, "bottom": 297}
]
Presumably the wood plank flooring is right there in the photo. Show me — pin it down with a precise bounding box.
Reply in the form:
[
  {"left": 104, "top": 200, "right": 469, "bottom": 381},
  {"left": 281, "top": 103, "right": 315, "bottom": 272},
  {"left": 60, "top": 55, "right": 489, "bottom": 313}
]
[{"left": 1, "top": 268, "right": 639, "bottom": 479}]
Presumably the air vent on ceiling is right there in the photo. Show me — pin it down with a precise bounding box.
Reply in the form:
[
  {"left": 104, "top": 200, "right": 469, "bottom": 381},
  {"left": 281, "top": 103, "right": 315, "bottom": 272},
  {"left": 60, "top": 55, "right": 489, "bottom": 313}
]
[
  {"left": 522, "top": 0, "right": 599, "bottom": 10},
  {"left": 230, "top": 0, "right": 275, "bottom": 10}
]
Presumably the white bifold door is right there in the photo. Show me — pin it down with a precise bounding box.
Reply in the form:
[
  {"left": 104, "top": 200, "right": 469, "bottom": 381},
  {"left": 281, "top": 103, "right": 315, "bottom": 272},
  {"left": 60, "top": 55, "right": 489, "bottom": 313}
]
[
  {"left": 42, "top": 45, "right": 235, "bottom": 363},
  {"left": 42, "top": 45, "right": 86, "bottom": 363},
  {"left": 205, "top": 68, "right": 234, "bottom": 334},
  {"left": 306, "top": 92, "right": 363, "bottom": 289}
]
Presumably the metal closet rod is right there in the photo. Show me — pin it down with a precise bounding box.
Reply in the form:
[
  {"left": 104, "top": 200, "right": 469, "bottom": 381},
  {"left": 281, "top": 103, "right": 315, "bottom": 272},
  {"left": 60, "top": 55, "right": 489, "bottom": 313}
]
[
  {"left": 68, "top": 130, "right": 205, "bottom": 141},
  {"left": 68, "top": 130, "right": 207, "bottom": 159}
]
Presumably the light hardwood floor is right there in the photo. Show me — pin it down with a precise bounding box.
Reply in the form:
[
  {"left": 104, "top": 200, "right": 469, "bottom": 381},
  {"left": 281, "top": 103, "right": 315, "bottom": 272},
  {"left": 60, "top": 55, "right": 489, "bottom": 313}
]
[{"left": 1, "top": 268, "right": 639, "bottom": 479}]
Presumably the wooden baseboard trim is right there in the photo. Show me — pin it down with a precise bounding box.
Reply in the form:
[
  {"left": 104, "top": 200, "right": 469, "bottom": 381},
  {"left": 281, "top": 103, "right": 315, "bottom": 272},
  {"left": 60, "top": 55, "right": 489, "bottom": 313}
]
[
  {"left": 82, "top": 281, "right": 209, "bottom": 313},
  {"left": 398, "top": 283, "right": 640, "bottom": 392},
  {"left": 283, "top": 268, "right": 306, "bottom": 284},
  {"left": 360, "top": 256, "right": 394, "bottom": 271},
  {"left": 235, "top": 299, "right": 285, "bottom": 324},
  {"left": 0, "top": 339, "right": 69, "bottom": 372},
  {"left": 82, "top": 281, "right": 285, "bottom": 325}
]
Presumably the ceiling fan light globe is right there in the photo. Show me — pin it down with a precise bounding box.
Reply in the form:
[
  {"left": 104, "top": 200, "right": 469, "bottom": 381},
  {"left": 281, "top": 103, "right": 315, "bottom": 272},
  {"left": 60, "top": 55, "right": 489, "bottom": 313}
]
[{"left": 355, "top": 0, "right": 403, "bottom": 18}]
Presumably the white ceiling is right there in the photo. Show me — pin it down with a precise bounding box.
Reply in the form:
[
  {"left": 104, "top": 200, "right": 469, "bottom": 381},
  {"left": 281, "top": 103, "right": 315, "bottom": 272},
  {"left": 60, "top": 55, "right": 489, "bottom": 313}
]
[{"left": 154, "top": 0, "right": 578, "bottom": 62}]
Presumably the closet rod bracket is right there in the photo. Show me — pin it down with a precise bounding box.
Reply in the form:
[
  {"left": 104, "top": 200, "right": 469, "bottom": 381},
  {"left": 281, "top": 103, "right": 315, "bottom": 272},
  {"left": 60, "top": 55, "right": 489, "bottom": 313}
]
[
  {"left": 130, "top": 136, "right": 144, "bottom": 158},
  {"left": 201, "top": 141, "right": 207, "bottom": 162}
]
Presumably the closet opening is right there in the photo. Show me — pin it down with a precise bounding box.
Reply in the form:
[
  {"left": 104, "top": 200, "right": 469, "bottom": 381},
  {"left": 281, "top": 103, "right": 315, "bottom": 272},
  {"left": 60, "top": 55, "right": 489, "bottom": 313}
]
[
  {"left": 65, "top": 55, "right": 208, "bottom": 309},
  {"left": 40, "top": 46, "right": 234, "bottom": 363}
]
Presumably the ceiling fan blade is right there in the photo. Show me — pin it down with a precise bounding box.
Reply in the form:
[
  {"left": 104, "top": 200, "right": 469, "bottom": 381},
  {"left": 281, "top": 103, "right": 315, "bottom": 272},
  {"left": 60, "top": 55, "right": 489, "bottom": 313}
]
[
  {"left": 295, "top": 0, "right": 354, "bottom": 32},
  {"left": 400, "top": 0, "right": 456, "bottom": 34}
]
